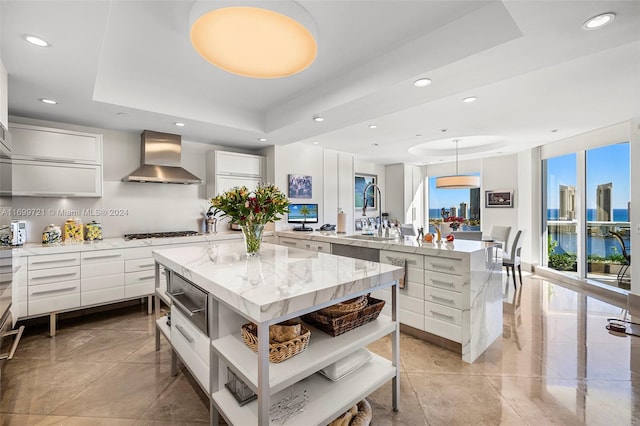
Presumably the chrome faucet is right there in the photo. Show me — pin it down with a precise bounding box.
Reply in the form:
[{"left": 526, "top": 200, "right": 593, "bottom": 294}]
[{"left": 362, "top": 183, "right": 383, "bottom": 237}]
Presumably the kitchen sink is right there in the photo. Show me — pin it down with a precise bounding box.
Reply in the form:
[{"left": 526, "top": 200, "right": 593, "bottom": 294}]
[{"left": 345, "top": 235, "right": 398, "bottom": 242}]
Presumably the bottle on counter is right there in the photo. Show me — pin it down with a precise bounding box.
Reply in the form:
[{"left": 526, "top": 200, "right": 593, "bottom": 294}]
[
  {"left": 63, "top": 218, "right": 84, "bottom": 242},
  {"left": 42, "top": 224, "right": 62, "bottom": 245},
  {"left": 85, "top": 221, "right": 103, "bottom": 241}
]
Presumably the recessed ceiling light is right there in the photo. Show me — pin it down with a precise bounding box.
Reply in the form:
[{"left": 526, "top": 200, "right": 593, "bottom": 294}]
[
  {"left": 25, "top": 35, "right": 49, "bottom": 47},
  {"left": 39, "top": 98, "right": 57, "bottom": 105},
  {"left": 116, "top": 112, "right": 127, "bottom": 116},
  {"left": 313, "top": 116, "right": 324, "bottom": 122},
  {"left": 551, "top": 129, "right": 559, "bottom": 133},
  {"left": 414, "top": 78, "right": 432, "bottom": 87},
  {"left": 583, "top": 12, "right": 615, "bottom": 30},
  {"left": 368, "top": 124, "right": 377, "bottom": 129},
  {"left": 440, "top": 129, "right": 448, "bottom": 133},
  {"left": 258, "top": 137, "right": 267, "bottom": 142},
  {"left": 174, "top": 122, "right": 185, "bottom": 127},
  {"left": 462, "top": 96, "right": 477, "bottom": 103},
  {"left": 371, "top": 143, "right": 379, "bottom": 147},
  {"left": 416, "top": 133, "right": 422, "bottom": 137},
  {"left": 312, "top": 141, "right": 319, "bottom": 145}
]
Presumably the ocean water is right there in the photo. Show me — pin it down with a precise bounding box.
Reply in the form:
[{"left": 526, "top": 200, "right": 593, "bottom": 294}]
[{"left": 429, "top": 208, "right": 630, "bottom": 222}]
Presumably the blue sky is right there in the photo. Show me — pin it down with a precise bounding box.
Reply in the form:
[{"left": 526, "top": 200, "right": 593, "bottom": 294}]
[
  {"left": 547, "top": 143, "right": 630, "bottom": 209},
  {"left": 428, "top": 176, "right": 477, "bottom": 212}
]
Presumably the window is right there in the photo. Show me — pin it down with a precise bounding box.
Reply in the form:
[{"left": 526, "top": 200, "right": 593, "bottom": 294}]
[{"left": 428, "top": 174, "right": 481, "bottom": 233}]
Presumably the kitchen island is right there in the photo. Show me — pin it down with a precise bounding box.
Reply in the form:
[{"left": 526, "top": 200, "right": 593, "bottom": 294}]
[
  {"left": 152, "top": 241, "right": 404, "bottom": 426},
  {"left": 276, "top": 230, "right": 503, "bottom": 363}
]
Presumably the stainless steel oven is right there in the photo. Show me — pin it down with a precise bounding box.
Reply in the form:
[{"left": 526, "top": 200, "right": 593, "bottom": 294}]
[{"left": 166, "top": 271, "right": 208, "bottom": 337}]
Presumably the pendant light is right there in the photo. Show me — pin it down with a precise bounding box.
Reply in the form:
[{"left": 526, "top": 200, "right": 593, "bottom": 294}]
[{"left": 435, "top": 139, "right": 480, "bottom": 189}]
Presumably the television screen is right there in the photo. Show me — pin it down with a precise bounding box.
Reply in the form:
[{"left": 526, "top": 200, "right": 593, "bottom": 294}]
[{"left": 288, "top": 203, "right": 319, "bottom": 224}]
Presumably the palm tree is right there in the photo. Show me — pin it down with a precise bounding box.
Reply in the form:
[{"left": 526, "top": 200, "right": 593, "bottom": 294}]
[{"left": 299, "top": 205, "right": 310, "bottom": 229}]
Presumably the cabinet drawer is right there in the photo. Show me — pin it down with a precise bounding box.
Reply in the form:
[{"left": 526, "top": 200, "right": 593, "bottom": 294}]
[
  {"left": 399, "top": 294, "right": 423, "bottom": 315},
  {"left": 125, "top": 269, "right": 156, "bottom": 285},
  {"left": 278, "top": 237, "right": 300, "bottom": 248},
  {"left": 424, "top": 286, "right": 463, "bottom": 309},
  {"left": 81, "top": 250, "right": 125, "bottom": 264},
  {"left": 424, "top": 256, "right": 463, "bottom": 275},
  {"left": 425, "top": 301, "right": 462, "bottom": 326},
  {"left": 171, "top": 307, "right": 209, "bottom": 366},
  {"left": 425, "top": 316, "right": 462, "bottom": 343},
  {"left": 125, "top": 246, "right": 156, "bottom": 260},
  {"left": 28, "top": 280, "right": 80, "bottom": 316},
  {"left": 380, "top": 250, "right": 424, "bottom": 269},
  {"left": 399, "top": 281, "right": 424, "bottom": 302},
  {"left": 82, "top": 287, "right": 125, "bottom": 307},
  {"left": 28, "top": 266, "right": 81, "bottom": 286},
  {"left": 82, "top": 274, "right": 124, "bottom": 292},
  {"left": 28, "top": 253, "right": 80, "bottom": 270},
  {"left": 425, "top": 270, "right": 465, "bottom": 293},
  {"left": 125, "top": 257, "right": 156, "bottom": 272},
  {"left": 125, "top": 281, "right": 154, "bottom": 299},
  {"left": 81, "top": 261, "right": 124, "bottom": 278},
  {"left": 301, "top": 241, "right": 331, "bottom": 253},
  {"left": 399, "top": 309, "right": 424, "bottom": 331}
]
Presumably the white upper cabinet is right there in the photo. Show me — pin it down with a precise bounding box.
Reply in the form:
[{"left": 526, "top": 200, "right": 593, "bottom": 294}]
[
  {"left": 9, "top": 123, "right": 103, "bottom": 197},
  {"left": 206, "top": 150, "right": 264, "bottom": 198},
  {"left": 213, "top": 150, "right": 263, "bottom": 176},
  {"left": 9, "top": 123, "right": 102, "bottom": 164},
  {"left": 0, "top": 61, "right": 8, "bottom": 132}
]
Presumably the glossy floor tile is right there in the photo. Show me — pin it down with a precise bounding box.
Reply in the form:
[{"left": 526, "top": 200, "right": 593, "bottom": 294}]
[{"left": 1, "top": 274, "right": 638, "bottom": 425}]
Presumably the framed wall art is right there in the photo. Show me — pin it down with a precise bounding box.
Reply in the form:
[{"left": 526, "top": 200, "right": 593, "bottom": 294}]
[
  {"left": 485, "top": 189, "right": 514, "bottom": 208},
  {"left": 288, "top": 174, "right": 312, "bottom": 198},
  {"left": 355, "top": 173, "right": 377, "bottom": 210}
]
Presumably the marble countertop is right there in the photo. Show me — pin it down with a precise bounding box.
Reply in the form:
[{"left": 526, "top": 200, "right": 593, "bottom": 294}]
[
  {"left": 277, "top": 230, "right": 496, "bottom": 256},
  {"left": 12, "top": 231, "right": 255, "bottom": 256},
  {"left": 152, "top": 242, "right": 404, "bottom": 323}
]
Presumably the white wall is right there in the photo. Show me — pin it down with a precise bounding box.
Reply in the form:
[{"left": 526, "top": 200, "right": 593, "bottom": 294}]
[{"left": 9, "top": 116, "right": 260, "bottom": 241}]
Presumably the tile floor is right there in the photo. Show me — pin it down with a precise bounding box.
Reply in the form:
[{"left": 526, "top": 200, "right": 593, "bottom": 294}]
[{"left": 1, "top": 273, "right": 638, "bottom": 425}]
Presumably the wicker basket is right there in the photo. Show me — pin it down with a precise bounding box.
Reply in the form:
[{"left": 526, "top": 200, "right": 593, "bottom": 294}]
[
  {"left": 318, "top": 295, "right": 368, "bottom": 317},
  {"left": 328, "top": 398, "right": 372, "bottom": 426},
  {"left": 302, "top": 296, "right": 385, "bottom": 337},
  {"left": 241, "top": 322, "right": 311, "bottom": 363}
]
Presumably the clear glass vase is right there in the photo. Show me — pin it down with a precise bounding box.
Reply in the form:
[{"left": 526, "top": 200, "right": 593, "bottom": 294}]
[{"left": 241, "top": 223, "right": 265, "bottom": 256}]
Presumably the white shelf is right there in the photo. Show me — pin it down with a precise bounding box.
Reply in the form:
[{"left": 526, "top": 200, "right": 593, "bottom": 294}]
[
  {"left": 212, "top": 315, "right": 396, "bottom": 394},
  {"left": 156, "top": 316, "right": 170, "bottom": 342},
  {"left": 212, "top": 354, "right": 395, "bottom": 426}
]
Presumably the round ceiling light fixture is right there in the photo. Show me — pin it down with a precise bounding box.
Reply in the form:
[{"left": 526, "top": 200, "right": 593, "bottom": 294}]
[
  {"left": 189, "top": 1, "right": 318, "bottom": 78},
  {"left": 583, "top": 12, "right": 616, "bottom": 30},
  {"left": 414, "top": 78, "right": 432, "bottom": 87},
  {"left": 39, "top": 98, "right": 57, "bottom": 105},
  {"left": 25, "top": 35, "right": 49, "bottom": 47},
  {"left": 462, "top": 96, "right": 478, "bottom": 103},
  {"left": 258, "top": 137, "right": 267, "bottom": 142},
  {"left": 313, "top": 116, "right": 324, "bottom": 122},
  {"left": 368, "top": 124, "right": 377, "bottom": 129},
  {"left": 174, "top": 122, "right": 185, "bottom": 127},
  {"left": 435, "top": 139, "right": 480, "bottom": 189}
]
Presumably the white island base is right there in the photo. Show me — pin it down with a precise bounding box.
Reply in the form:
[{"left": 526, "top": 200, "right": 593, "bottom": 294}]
[{"left": 153, "top": 242, "right": 405, "bottom": 426}]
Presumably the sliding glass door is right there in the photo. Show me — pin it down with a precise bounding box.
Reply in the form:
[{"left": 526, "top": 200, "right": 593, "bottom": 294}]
[{"left": 544, "top": 142, "right": 631, "bottom": 290}]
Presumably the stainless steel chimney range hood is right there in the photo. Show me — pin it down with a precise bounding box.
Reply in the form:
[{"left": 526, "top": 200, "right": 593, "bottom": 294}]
[{"left": 122, "top": 130, "right": 202, "bottom": 184}]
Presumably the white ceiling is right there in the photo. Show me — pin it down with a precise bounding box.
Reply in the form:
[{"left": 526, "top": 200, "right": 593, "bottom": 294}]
[{"left": 1, "top": 0, "right": 639, "bottom": 165}]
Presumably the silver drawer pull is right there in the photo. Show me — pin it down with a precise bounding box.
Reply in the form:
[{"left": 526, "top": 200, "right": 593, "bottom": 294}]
[
  {"left": 31, "top": 258, "right": 76, "bottom": 265},
  {"left": 84, "top": 254, "right": 122, "bottom": 260},
  {"left": 166, "top": 292, "right": 202, "bottom": 317},
  {"left": 31, "top": 272, "right": 77, "bottom": 280},
  {"left": 431, "top": 295, "right": 455, "bottom": 304},
  {"left": 430, "top": 310, "right": 455, "bottom": 321},
  {"left": 431, "top": 262, "right": 454, "bottom": 270},
  {"left": 32, "top": 286, "right": 77, "bottom": 296},
  {"left": 138, "top": 264, "right": 155, "bottom": 268},
  {"left": 138, "top": 275, "right": 155, "bottom": 281},
  {"left": 430, "top": 279, "right": 454, "bottom": 287},
  {"left": 175, "top": 324, "right": 194, "bottom": 343},
  {"left": 169, "top": 290, "right": 185, "bottom": 296}
]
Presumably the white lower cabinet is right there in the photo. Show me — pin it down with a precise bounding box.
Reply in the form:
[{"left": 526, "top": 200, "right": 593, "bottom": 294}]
[
  {"left": 81, "top": 250, "right": 124, "bottom": 306},
  {"left": 423, "top": 254, "right": 465, "bottom": 342},
  {"left": 278, "top": 236, "right": 331, "bottom": 253},
  {"left": 171, "top": 307, "right": 210, "bottom": 391},
  {"left": 380, "top": 250, "right": 425, "bottom": 331},
  {"left": 27, "top": 253, "right": 81, "bottom": 316},
  {"left": 28, "top": 280, "right": 81, "bottom": 316}
]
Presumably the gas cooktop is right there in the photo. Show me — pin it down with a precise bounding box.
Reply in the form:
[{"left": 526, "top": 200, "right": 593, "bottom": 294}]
[{"left": 123, "top": 231, "right": 200, "bottom": 241}]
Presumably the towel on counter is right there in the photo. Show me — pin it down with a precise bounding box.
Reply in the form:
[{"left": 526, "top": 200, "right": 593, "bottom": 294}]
[{"left": 386, "top": 256, "right": 407, "bottom": 289}]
